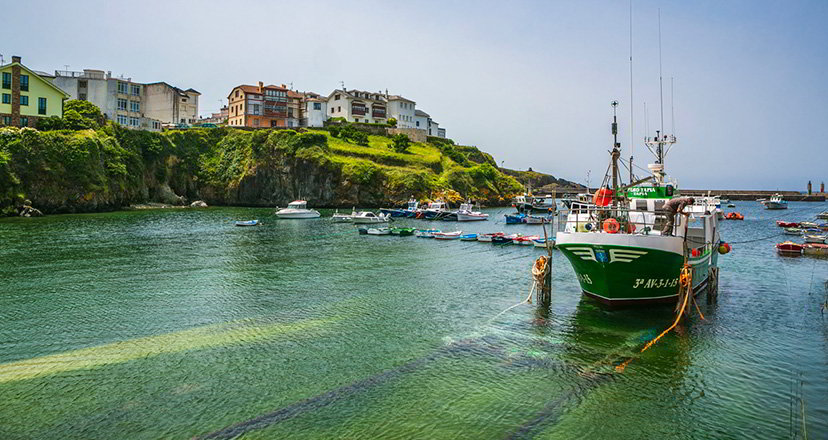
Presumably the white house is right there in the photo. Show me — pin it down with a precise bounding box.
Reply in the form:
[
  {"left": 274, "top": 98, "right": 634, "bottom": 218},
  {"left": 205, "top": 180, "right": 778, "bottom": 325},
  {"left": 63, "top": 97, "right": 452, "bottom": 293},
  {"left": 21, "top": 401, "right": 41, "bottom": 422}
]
[
  {"left": 305, "top": 96, "right": 327, "bottom": 127},
  {"left": 326, "top": 89, "right": 388, "bottom": 124},
  {"left": 386, "top": 95, "right": 415, "bottom": 128}
]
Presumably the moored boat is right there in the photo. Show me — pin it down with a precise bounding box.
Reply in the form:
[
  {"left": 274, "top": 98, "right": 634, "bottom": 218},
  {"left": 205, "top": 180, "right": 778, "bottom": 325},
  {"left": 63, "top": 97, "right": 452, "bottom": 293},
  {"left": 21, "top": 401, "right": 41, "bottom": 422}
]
[
  {"left": 332, "top": 208, "right": 357, "bottom": 222},
  {"left": 804, "top": 234, "right": 826, "bottom": 244},
  {"left": 724, "top": 212, "right": 744, "bottom": 220},
  {"left": 799, "top": 221, "right": 817, "bottom": 229},
  {"left": 477, "top": 232, "right": 505, "bottom": 242},
  {"left": 555, "top": 103, "right": 720, "bottom": 307},
  {"left": 533, "top": 238, "right": 555, "bottom": 248},
  {"left": 783, "top": 227, "right": 802, "bottom": 235},
  {"left": 455, "top": 201, "right": 489, "bottom": 222},
  {"left": 524, "top": 214, "right": 552, "bottom": 225},
  {"left": 776, "top": 220, "right": 799, "bottom": 228},
  {"left": 817, "top": 211, "right": 828, "bottom": 220},
  {"left": 235, "top": 220, "right": 259, "bottom": 227},
  {"left": 776, "top": 241, "right": 803, "bottom": 256},
  {"left": 367, "top": 227, "right": 391, "bottom": 235},
  {"left": 492, "top": 233, "right": 519, "bottom": 244},
  {"left": 390, "top": 227, "right": 415, "bottom": 236},
  {"left": 803, "top": 243, "right": 828, "bottom": 256},
  {"left": 460, "top": 233, "right": 478, "bottom": 241},
  {"left": 762, "top": 194, "right": 787, "bottom": 210},
  {"left": 514, "top": 235, "right": 540, "bottom": 245},
  {"left": 275, "top": 200, "right": 321, "bottom": 219},
  {"left": 433, "top": 231, "right": 463, "bottom": 240},
  {"left": 505, "top": 213, "right": 527, "bottom": 224},
  {"left": 351, "top": 211, "right": 389, "bottom": 224},
  {"left": 415, "top": 229, "right": 440, "bottom": 238}
]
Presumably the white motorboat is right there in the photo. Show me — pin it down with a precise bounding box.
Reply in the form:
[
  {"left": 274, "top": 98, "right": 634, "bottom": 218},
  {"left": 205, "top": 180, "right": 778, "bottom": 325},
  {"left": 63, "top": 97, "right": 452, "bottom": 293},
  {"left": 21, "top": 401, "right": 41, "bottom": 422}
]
[
  {"left": 351, "top": 211, "right": 390, "bottom": 224},
  {"left": 455, "top": 201, "right": 489, "bottom": 222},
  {"left": 275, "top": 200, "right": 321, "bottom": 219},
  {"left": 367, "top": 227, "right": 391, "bottom": 235},
  {"left": 531, "top": 194, "right": 557, "bottom": 212},
  {"left": 533, "top": 238, "right": 555, "bottom": 248},
  {"left": 762, "top": 194, "right": 787, "bottom": 210},
  {"left": 525, "top": 214, "right": 552, "bottom": 225},
  {"left": 415, "top": 229, "right": 440, "bottom": 238}
]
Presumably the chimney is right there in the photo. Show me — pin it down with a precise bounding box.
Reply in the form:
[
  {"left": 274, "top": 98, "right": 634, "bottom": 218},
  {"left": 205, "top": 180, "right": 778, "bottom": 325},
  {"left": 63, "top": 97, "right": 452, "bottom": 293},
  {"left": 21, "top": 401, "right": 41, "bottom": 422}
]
[
  {"left": 257, "top": 81, "right": 264, "bottom": 93},
  {"left": 12, "top": 55, "right": 21, "bottom": 63}
]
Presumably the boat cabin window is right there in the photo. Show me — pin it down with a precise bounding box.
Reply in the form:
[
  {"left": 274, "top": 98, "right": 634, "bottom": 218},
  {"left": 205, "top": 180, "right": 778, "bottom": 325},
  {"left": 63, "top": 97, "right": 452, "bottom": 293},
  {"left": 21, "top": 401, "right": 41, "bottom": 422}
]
[
  {"left": 288, "top": 201, "right": 306, "bottom": 208},
  {"left": 634, "top": 199, "right": 648, "bottom": 211}
]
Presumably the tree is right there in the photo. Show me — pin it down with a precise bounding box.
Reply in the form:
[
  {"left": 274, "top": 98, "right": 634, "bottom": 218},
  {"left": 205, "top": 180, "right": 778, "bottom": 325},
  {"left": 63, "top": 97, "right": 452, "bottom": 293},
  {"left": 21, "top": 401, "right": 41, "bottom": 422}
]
[
  {"left": 391, "top": 133, "right": 411, "bottom": 153},
  {"left": 64, "top": 100, "right": 103, "bottom": 127},
  {"left": 387, "top": 117, "right": 397, "bottom": 127}
]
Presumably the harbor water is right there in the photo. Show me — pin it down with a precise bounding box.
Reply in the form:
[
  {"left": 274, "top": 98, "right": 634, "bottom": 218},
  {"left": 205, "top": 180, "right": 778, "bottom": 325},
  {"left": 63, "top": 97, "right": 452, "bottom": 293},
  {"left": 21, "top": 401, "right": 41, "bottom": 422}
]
[{"left": 0, "top": 202, "right": 826, "bottom": 439}]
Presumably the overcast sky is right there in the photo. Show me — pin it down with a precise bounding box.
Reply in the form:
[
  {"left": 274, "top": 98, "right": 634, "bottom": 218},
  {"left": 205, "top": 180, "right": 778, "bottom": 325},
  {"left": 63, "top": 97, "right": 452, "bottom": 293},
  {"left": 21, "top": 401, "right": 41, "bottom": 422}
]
[{"left": 4, "top": 0, "right": 827, "bottom": 190}]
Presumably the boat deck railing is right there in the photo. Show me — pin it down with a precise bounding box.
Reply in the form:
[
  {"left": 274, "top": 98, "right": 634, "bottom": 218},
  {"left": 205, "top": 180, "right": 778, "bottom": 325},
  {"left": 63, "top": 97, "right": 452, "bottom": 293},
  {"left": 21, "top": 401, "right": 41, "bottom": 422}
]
[{"left": 557, "top": 202, "right": 688, "bottom": 237}]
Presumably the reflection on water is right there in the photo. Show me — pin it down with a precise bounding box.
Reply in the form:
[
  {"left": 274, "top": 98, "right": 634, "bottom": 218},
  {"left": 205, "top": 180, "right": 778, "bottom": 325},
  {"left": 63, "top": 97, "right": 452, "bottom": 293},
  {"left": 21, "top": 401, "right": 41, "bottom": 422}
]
[{"left": 0, "top": 202, "right": 825, "bottom": 439}]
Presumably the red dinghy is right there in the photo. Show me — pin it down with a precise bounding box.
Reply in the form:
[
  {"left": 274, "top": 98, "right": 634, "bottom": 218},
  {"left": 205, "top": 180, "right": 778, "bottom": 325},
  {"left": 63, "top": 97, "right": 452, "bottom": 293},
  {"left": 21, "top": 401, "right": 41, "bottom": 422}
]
[
  {"left": 776, "top": 221, "right": 799, "bottom": 228},
  {"left": 776, "top": 241, "right": 803, "bottom": 256}
]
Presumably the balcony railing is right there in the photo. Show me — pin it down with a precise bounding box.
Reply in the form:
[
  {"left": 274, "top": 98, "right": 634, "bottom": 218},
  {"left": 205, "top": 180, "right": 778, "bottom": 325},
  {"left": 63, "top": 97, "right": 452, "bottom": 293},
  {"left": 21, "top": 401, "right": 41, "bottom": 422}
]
[
  {"left": 352, "top": 108, "right": 367, "bottom": 116},
  {"left": 372, "top": 112, "right": 386, "bottom": 118}
]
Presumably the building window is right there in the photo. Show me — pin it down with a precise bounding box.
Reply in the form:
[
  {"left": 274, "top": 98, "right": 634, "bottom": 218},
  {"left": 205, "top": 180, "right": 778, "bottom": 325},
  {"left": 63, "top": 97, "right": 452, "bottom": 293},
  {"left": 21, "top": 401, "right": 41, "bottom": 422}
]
[
  {"left": 330, "top": 108, "right": 334, "bottom": 114},
  {"left": 235, "top": 90, "right": 239, "bottom": 97},
  {"left": 117, "top": 115, "right": 128, "bottom": 125},
  {"left": 1, "top": 93, "right": 9, "bottom": 104},
  {"left": 20, "top": 116, "right": 29, "bottom": 127},
  {"left": 334, "top": 94, "right": 340, "bottom": 100},
  {"left": 182, "top": 98, "right": 187, "bottom": 102},
  {"left": 180, "top": 119, "right": 185, "bottom": 123},
  {"left": 2, "top": 116, "right": 11, "bottom": 125},
  {"left": 130, "top": 101, "right": 140, "bottom": 112},
  {"left": 416, "top": 121, "right": 420, "bottom": 127},
  {"left": 79, "top": 80, "right": 87, "bottom": 88},
  {"left": 79, "top": 93, "right": 87, "bottom": 101},
  {"left": 38, "top": 97, "right": 47, "bottom": 115},
  {"left": 131, "top": 84, "right": 140, "bottom": 96},
  {"left": 118, "top": 82, "right": 127, "bottom": 94},
  {"left": 337, "top": 106, "right": 341, "bottom": 112},
  {"left": 1, "top": 72, "right": 10, "bottom": 89},
  {"left": 252, "top": 104, "right": 260, "bottom": 115},
  {"left": 313, "top": 102, "right": 321, "bottom": 110},
  {"left": 20, "top": 95, "right": 28, "bottom": 106},
  {"left": 129, "top": 117, "right": 139, "bottom": 127},
  {"left": 253, "top": 119, "right": 259, "bottom": 126},
  {"left": 117, "top": 98, "right": 127, "bottom": 110},
  {"left": 20, "top": 75, "right": 29, "bottom": 92}
]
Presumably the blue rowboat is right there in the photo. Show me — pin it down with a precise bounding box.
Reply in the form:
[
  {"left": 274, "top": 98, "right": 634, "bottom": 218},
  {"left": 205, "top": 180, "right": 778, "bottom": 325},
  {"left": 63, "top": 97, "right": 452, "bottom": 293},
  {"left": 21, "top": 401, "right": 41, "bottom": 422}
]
[
  {"left": 460, "top": 233, "right": 478, "bottom": 241},
  {"left": 505, "top": 213, "right": 527, "bottom": 224},
  {"left": 235, "top": 220, "right": 259, "bottom": 227}
]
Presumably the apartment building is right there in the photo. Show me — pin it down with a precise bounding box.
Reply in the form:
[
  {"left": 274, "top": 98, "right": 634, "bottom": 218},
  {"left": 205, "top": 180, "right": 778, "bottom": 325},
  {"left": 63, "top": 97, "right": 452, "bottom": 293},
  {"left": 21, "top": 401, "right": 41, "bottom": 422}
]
[
  {"left": 305, "top": 96, "right": 327, "bottom": 128},
  {"left": 326, "top": 89, "right": 388, "bottom": 124},
  {"left": 0, "top": 56, "right": 70, "bottom": 128},
  {"left": 385, "top": 94, "right": 415, "bottom": 128},
  {"left": 227, "top": 82, "right": 289, "bottom": 128},
  {"left": 53, "top": 69, "right": 162, "bottom": 131},
  {"left": 144, "top": 82, "right": 200, "bottom": 126}
]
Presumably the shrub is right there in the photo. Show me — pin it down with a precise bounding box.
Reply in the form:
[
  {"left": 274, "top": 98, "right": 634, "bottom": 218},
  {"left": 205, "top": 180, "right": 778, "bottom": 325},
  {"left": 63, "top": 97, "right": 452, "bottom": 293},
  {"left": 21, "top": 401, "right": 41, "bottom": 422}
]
[
  {"left": 62, "top": 110, "right": 94, "bottom": 130},
  {"left": 343, "top": 160, "right": 379, "bottom": 185},
  {"left": 338, "top": 124, "right": 369, "bottom": 146},
  {"left": 387, "top": 117, "right": 397, "bottom": 127},
  {"left": 36, "top": 116, "right": 64, "bottom": 131},
  {"left": 391, "top": 133, "right": 411, "bottom": 153},
  {"left": 328, "top": 125, "right": 341, "bottom": 138}
]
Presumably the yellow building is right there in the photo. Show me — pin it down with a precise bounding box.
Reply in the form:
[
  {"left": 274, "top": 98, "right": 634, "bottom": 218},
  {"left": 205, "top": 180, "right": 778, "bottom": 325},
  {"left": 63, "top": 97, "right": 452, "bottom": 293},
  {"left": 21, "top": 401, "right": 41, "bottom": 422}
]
[{"left": 0, "top": 56, "right": 70, "bottom": 128}]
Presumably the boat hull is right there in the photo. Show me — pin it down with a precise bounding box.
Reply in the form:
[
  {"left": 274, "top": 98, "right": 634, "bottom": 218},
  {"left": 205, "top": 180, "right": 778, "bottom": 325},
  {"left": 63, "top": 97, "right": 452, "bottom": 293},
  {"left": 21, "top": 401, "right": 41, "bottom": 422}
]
[
  {"left": 556, "top": 232, "right": 716, "bottom": 306},
  {"left": 276, "top": 211, "right": 320, "bottom": 219},
  {"left": 456, "top": 213, "right": 488, "bottom": 221},
  {"left": 764, "top": 202, "right": 787, "bottom": 210}
]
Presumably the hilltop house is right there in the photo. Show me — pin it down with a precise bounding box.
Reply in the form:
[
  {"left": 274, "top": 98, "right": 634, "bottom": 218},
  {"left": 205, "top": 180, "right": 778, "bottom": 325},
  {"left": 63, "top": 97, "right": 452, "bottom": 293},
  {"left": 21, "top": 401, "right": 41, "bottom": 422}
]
[
  {"left": 227, "top": 82, "right": 289, "bottom": 128},
  {"left": 143, "top": 82, "right": 200, "bottom": 126},
  {"left": 53, "top": 69, "right": 163, "bottom": 131},
  {"left": 326, "top": 89, "right": 388, "bottom": 124},
  {"left": 0, "top": 56, "right": 69, "bottom": 128}
]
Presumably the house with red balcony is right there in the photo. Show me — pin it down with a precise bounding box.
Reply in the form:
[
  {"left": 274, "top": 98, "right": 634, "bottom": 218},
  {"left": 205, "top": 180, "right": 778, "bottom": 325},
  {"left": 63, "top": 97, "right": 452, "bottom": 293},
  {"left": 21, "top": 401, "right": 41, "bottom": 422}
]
[
  {"left": 227, "top": 82, "right": 289, "bottom": 128},
  {"left": 326, "top": 89, "right": 390, "bottom": 125}
]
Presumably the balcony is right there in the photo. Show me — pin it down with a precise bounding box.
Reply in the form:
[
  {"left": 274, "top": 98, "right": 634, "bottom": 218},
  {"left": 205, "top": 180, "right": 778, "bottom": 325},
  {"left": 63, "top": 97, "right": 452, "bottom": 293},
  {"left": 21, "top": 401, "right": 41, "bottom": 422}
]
[
  {"left": 372, "top": 111, "right": 386, "bottom": 119},
  {"left": 352, "top": 107, "right": 367, "bottom": 116}
]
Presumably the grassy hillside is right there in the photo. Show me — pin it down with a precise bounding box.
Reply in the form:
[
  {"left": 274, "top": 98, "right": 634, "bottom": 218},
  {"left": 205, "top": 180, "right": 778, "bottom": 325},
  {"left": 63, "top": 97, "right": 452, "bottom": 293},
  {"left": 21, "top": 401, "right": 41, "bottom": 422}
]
[{"left": 0, "top": 124, "right": 524, "bottom": 214}]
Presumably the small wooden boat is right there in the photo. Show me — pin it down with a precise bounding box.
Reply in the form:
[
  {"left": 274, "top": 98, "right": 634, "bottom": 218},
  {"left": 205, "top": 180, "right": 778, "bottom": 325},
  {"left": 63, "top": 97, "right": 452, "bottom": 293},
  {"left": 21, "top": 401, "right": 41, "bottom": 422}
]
[
  {"left": 727, "top": 203, "right": 736, "bottom": 208},
  {"left": 776, "top": 241, "right": 803, "bottom": 256},
  {"left": 460, "top": 233, "right": 478, "bottom": 241},
  {"left": 456, "top": 201, "right": 489, "bottom": 222},
  {"left": 724, "top": 212, "right": 744, "bottom": 220},
  {"left": 415, "top": 229, "right": 440, "bottom": 238},
  {"left": 776, "top": 220, "right": 799, "bottom": 228},
  {"left": 433, "top": 231, "right": 463, "bottom": 240},
  {"left": 492, "top": 233, "right": 519, "bottom": 244},
  {"left": 804, "top": 234, "right": 826, "bottom": 244},
  {"left": 819, "top": 223, "right": 828, "bottom": 231},
  {"left": 533, "top": 238, "right": 555, "bottom": 248},
  {"left": 514, "top": 235, "right": 540, "bottom": 245},
  {"left": 477, "top": 232, "right": 504, "bottom": 242},
  {"left": 390, "top": 227, "right": 415, "bottom": 236},
  {"left": 803, "top": 243, "right": 828, "bottom": 256},
  {"left": 817, "top": 211, "right": 828, "bottom": 220},
  {"left": 783, "top": 227, "right": 802, "bottom": 235},
  {"left": 235, "top": 220, "right": 259, "bottom": 227},
  {"left": 799, "top": 221, "right": 817, "bottom": 229}
]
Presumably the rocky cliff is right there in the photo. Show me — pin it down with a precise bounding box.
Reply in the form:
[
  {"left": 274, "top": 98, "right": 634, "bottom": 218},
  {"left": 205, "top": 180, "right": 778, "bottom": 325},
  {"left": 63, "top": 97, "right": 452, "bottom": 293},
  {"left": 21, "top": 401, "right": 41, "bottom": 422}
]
[{"left": 0, "top": 125, "right": 535, "bottom": 215}]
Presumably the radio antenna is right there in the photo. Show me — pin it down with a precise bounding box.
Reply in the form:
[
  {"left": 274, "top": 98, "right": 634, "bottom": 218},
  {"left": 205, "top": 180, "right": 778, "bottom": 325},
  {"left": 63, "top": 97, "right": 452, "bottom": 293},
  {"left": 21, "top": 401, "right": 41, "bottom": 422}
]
[
  {"left": 628, "top": 0, "right": 635, "bottom": 183},
  {"left": 658, "top": 8, "right": 665, "bottom": 137}
]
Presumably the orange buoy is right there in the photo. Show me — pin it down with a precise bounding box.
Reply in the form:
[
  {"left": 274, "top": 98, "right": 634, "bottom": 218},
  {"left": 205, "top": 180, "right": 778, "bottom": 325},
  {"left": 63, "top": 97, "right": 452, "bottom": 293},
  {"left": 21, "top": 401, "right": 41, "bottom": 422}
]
[
  {"left": 603, "top": 218, "right": 620, "bottom": 234},
  {"left": 592, "top": 188, "right": 613, "bottom": 207}
]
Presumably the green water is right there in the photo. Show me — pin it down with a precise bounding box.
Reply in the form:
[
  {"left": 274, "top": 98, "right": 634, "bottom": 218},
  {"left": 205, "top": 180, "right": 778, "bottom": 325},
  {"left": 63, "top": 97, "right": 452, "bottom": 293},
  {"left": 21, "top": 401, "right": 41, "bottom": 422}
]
[{"left": 0, "top": 203, "right": 826, "bottom": 439}]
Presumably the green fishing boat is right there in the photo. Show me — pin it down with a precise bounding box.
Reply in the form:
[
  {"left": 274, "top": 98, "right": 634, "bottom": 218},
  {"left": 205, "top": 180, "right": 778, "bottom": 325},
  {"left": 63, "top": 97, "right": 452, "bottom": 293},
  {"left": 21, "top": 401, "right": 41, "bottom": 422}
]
[
  {"left": 390, "top": 227, "right": 416, "bottom": 236},
  {"left": 555, "top": 102, "right": 721, "bottom": 307}
]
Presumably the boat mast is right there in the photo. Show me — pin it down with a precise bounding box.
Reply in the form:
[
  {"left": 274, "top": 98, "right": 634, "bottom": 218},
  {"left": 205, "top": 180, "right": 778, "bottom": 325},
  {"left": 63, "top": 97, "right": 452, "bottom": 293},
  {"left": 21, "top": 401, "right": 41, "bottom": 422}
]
[
  {"left": 611, "top": 101, "right": 621, "bottom": 203},
  {"left": 629, "top": 0, "right": 635, "bottom": 185},
  {"left": 657, "top": 8, "right": 665, "bottom": 163}
]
